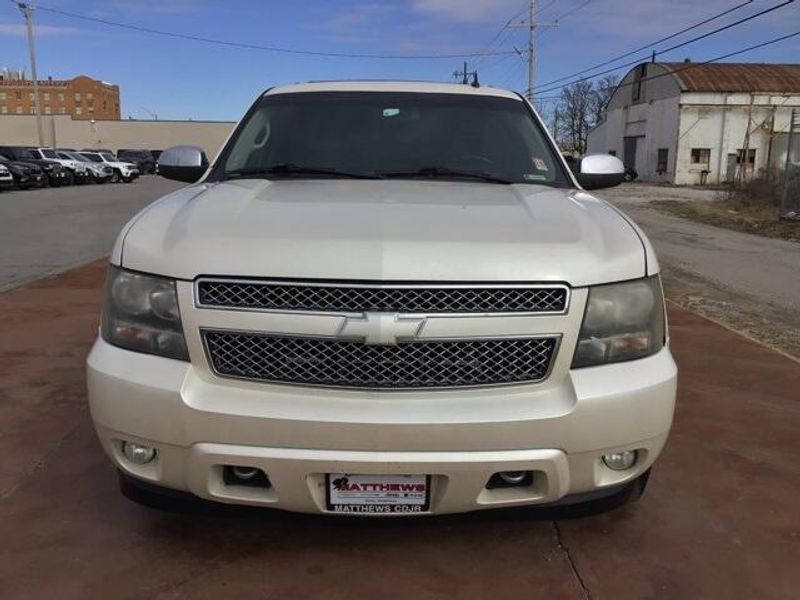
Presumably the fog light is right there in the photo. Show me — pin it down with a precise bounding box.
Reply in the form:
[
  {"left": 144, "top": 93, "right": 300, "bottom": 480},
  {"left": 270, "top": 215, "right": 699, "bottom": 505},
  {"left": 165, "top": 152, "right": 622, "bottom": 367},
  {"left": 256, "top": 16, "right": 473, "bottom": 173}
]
[
  {"left": 602, "top": 451, "right": 636, "bottom": 471},
  {"left": 121, "top": 441, "right": 156, "bottom": 465}
]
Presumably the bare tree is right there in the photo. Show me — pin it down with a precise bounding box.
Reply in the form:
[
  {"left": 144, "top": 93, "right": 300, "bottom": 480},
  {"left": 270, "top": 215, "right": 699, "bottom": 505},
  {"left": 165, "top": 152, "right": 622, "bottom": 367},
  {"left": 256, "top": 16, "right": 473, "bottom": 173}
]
[
  {"left": 559, "top": 80, "right": 594, "bottom": 154},
  {"left": 556, "top": 75, "right": 620, "bottom": 154},
  {"left": 591, "top": 75, "right": 619, "bottom": 125}
]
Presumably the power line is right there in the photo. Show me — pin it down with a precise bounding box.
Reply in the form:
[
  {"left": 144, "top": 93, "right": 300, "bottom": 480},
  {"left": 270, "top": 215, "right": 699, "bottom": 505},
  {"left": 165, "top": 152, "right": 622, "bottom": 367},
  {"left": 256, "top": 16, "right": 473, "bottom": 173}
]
[
  {"left": 34, "top": 5, "right": 516, "bottom": 60},
  {"left": 544, "top": 29, "right": 800, "bottom": 98},
  {"left": 472, "top": 2, "right": 529, "bottom": 68},
  {"left": 552, "top": 0, "right": 594, "bottom": 22},
  {"left": 534, "top": 0, "right": 795, "bottom": 95},
  {"left": 536, "top": 0, "right": 754, "bottom": 89}
]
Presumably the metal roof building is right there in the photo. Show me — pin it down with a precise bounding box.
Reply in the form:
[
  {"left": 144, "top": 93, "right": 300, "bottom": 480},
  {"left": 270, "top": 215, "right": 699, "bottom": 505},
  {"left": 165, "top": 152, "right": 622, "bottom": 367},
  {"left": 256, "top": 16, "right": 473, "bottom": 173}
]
[{"left": 587, "top": 62, "right": 800, "bottom": 185}]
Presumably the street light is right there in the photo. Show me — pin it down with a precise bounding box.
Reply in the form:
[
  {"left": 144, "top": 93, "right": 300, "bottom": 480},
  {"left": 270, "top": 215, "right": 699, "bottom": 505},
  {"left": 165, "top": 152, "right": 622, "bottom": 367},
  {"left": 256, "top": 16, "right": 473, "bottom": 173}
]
[{"left": 12, "top": 1, "right": 44, "bottom": 146}]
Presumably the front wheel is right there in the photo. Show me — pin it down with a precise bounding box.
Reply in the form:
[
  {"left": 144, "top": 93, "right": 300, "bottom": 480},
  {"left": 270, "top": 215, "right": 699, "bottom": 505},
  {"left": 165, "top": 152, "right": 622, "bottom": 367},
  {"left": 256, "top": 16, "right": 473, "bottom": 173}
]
[
  {"left": 109, "top": 170, "right": 121, "bottom": 183},
  {"left": 122, "top": 176, "right": 134, "bottom": 183}
]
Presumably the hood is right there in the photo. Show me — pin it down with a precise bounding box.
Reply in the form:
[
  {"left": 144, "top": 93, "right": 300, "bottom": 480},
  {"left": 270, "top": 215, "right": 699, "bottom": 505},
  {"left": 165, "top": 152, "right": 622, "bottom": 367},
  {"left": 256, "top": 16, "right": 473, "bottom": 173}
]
[{"left": 119, "top": 180, "right": 646, "bottom": 287}]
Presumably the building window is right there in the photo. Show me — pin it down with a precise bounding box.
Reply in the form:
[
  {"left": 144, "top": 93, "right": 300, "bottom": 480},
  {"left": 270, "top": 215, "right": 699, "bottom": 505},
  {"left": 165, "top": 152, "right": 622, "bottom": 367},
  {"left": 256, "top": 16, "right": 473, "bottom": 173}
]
[
  {"left": 657, "top": 148, "right": 669, "bottom": 174},
  {"left": 58, "top": 92, "right": 64, "bottom": 102},
  {"left": 75, "top": 106, "right": 82, "bottom": 115},
  {"left": 74, "top": 92, "right": 81, "bottom": 102},
  {"left": 15, "top": 91, "right": 21, "bottom": 100},
  {"left": 59, "top": 107, "right": 66, "bottom": 115},
  {"left": 87, "top": 92, "right": 94, "bottom": 101},
  {"left": 0, "top": 91, "right": 5, "bottom": 100},
  {"left": 0, "top": 106, "right": 6, "bottom": 114},
  {"left": 16, "top": 106, "right": 22, "bottom": 114},
  {"left": 44, "top": 92, "right": 50, "bottom": 101},
  {"left": 736, "top": 149, "right": 756, "bottom": 165},
  {"left": 691, "top": 148, "right": 711, "bottom": 167},
  {"left": 87, "top": 106, "right": 94, "bottom": 114},
  {"left": 45, "top": 106, "right": 51, "bottom": 115},
  {"left": 29, "top": 92, "right": 34, "bottom": 100},
  {"left": 632, "top": 63, "right": 646, "bottom": 102}
]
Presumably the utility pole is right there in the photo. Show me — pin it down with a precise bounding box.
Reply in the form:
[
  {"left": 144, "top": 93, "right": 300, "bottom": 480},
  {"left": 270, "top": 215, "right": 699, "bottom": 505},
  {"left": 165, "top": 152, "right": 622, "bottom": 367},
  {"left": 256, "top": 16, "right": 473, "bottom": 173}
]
[
  {"left": 453, "top": 62, "right": 479, "bottom": 87},
  {"left": 527, "top": 0, "right": 536, "bottom": 102},
  {"left": 14, "top": 2, "right": 44, "bottom": 146},
  {"left": 509, "top": 1, "right": 555, "bottom": 102}
]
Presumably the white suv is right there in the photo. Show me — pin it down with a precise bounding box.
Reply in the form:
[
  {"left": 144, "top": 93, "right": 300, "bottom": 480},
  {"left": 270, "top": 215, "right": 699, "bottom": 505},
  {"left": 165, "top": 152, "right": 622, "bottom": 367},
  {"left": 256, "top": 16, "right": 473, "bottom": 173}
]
[
  {"left": 79, "top": 151, "right": 139, "bottom": 183},
  {"left": 87, "top": 82, "right": 676, "bottom": 516},
  {"left": 30, "top": 148, "right": 90, "bottom": 184}
]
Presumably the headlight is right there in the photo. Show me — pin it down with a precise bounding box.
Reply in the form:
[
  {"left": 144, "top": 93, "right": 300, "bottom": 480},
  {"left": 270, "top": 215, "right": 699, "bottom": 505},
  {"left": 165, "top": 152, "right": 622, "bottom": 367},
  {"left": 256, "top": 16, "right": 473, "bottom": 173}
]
[
  {"left": 101, "top": 266, "right": 189, "bottom": 360},
  {"left": 572, "top": 276, "right": 665, "bottom": 368}
]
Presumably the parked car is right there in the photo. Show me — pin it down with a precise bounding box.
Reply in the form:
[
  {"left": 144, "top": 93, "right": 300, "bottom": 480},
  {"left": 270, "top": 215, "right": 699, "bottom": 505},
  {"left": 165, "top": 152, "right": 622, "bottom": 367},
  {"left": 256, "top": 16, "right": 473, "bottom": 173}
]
[
  {"left": 0, "top": 155, "right": 45, "bottom": 189},
  {"left": 87, "top": 81, "right": 676, "bottom": 517},
  {"left": 151, "top": 150, "right": 163, "bottom": 174},
  {"left": 79, "top": 151, "right": 139, "bottom": 183},
  {"left": 0, "top": 162, "right": 14, "bottom": 190},
  {"left": 56, "top": 150, "right": 112, "bottom": 184},
  {"left": 0, "top": 146, "right": 71, "bottom": 187},
  {"left": 28, "top": 148, "right": 90, "bottom": 185},
  {"left": 117, "top": 149, "right": 156, "bottom": 175}
]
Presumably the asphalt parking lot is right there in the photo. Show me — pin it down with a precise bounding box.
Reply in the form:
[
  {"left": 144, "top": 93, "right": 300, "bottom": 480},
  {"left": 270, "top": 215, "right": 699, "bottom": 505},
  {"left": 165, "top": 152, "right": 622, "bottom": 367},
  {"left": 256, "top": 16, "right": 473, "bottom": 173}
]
[
  {"left": 1, "top": 181, "right": 799, "bottom": 598},
  {"left": 0, "top": 177, "right": 183, "bottom": 291}
]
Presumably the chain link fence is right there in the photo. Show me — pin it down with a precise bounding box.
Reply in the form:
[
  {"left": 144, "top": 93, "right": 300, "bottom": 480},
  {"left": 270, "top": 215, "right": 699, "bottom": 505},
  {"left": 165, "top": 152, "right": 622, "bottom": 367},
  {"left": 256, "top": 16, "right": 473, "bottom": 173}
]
[{"left": 781, "top": 109, "right": 800, "bottom": 221}]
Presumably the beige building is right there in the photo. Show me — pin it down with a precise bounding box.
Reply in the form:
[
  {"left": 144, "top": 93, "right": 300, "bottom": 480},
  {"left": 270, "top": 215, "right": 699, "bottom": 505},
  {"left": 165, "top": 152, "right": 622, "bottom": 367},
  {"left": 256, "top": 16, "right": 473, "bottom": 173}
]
[
  {"left": 0, "top": 114, "right": 234, "bottom": 159},
  {"left": 0, "top": 72, "right": 121, "bottom": 120}
]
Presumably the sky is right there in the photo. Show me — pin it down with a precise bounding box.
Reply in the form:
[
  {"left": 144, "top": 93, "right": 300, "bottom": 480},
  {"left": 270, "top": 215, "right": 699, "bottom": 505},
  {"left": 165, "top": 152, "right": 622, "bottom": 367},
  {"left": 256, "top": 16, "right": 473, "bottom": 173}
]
[{"left": 1, "top": 0, "right": 799, "bottom": 121}]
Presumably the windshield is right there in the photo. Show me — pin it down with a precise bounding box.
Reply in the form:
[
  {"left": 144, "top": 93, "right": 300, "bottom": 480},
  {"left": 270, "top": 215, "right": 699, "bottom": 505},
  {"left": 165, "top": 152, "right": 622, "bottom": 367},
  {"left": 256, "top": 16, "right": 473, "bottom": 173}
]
[
  {"left": 41, "top": 149, "right": 58, "bottom": 159},
  {"left": 81, "top": 153, "right": 102, "bottom": 163},
  {"left": 217, "top": 92, "right": 568, "bottom": 186},
  {"left": 101, "top": 153, "right": 116, "bottom": 162}
]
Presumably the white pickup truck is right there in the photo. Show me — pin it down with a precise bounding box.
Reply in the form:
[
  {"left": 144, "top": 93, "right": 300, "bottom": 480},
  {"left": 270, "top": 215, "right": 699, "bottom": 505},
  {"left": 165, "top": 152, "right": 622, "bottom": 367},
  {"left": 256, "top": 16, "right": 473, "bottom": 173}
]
[{"left": 87, "top": 81, "right": 676, "bottom": 516}]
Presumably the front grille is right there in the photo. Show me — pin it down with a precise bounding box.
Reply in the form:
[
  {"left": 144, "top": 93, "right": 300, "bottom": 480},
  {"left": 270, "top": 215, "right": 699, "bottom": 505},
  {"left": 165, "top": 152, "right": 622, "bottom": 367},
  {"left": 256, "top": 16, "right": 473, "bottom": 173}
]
[
  {"left": 197, "top": 280, "right": 568, "bottom": 314},
  {"left": 203, "top": 330, "right": 558, "bottom": 389}
]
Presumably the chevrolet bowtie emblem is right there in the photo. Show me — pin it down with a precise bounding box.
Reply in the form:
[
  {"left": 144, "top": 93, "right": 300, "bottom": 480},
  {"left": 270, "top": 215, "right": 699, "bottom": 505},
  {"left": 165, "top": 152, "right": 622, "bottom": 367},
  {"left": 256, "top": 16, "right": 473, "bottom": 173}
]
[{"left": 337, "top": 312, "right": 425, "bottom": 345}]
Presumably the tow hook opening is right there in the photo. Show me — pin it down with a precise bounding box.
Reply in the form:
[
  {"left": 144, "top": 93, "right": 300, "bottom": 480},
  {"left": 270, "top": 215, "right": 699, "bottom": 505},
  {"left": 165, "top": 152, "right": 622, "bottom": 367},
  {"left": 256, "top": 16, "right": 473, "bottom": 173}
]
[
  {"left": 486, "top": 470, "right": 534, "bottom": 489},
  {"left": 222, "top": 465, "right": 272, "bottom": 488}
]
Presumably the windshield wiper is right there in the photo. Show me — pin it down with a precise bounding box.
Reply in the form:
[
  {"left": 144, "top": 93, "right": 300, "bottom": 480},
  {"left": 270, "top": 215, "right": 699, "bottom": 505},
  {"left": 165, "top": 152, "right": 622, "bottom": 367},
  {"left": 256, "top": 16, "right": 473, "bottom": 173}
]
[
  {"left": 224, "top": 163, "right": 383, "bottom": 180},
  {"left": 379, "top": 167, "right": 512, "bottom": 185}
]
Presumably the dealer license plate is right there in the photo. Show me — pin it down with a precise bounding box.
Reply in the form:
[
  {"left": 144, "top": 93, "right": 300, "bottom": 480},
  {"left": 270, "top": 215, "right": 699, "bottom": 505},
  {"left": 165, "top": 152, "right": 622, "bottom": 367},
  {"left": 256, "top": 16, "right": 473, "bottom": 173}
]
[{"left": 326, "top": 474, "right": 431, "bottom": 514}]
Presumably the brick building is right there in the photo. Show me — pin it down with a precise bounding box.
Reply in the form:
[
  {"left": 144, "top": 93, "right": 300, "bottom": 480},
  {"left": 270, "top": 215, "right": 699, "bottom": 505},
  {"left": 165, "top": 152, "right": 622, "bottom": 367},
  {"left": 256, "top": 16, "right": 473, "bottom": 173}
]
[{"left": 0, "top": 72, "right": 120, "bottom": 120}]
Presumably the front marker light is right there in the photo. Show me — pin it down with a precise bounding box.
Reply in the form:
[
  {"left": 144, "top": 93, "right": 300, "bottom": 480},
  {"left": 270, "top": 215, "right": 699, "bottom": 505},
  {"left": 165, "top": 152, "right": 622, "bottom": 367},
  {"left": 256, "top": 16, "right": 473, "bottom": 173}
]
[
  {"left": 101, "top": 266, "right": 189, "bottom": 361},
  {"left": 572, "top": 276, "right": 665, "bottom": 368}
]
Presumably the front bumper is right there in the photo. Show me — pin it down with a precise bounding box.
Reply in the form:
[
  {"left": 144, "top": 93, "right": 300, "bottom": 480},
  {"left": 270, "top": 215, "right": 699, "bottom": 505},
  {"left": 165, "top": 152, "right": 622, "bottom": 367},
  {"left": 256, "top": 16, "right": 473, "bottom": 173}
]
[{"left": 87, "top": 338, "right": 677, "bottom": 516}]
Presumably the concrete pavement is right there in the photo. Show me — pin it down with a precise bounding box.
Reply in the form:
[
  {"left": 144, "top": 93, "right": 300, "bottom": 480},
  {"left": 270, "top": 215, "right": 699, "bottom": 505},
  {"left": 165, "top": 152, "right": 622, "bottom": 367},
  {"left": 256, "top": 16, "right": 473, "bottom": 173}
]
[
  {"left": 0, "top": 177, "right": 183, "bottom": 292},
  {"left": 1, "top": 261, "right": 798, "bottom": 599},
  {"left": 601, "top": 183, "right": 800, "bottom": 314}
]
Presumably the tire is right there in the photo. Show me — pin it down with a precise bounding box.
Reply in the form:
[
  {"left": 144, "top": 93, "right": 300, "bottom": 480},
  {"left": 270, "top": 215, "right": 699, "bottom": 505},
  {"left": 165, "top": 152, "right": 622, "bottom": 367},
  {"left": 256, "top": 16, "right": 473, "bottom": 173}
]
[
  {"left": 64, "top": 172, "right": 75, "bottom": 186},
  {"left": 110, "top": 169, "right": 121, "bottom": 183},
  {"left": 122, "top": 176, "right": 133, "bottom": 183}
]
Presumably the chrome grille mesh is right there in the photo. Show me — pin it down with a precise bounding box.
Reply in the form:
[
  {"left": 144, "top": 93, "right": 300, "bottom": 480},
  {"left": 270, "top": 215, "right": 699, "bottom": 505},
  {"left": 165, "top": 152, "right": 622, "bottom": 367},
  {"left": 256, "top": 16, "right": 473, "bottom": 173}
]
[
  {"left": 203, "top": 330, "right": 558, "bottom": 389},
  {"left": 197, "top": 280, "right": 568, "bottom": 314}
]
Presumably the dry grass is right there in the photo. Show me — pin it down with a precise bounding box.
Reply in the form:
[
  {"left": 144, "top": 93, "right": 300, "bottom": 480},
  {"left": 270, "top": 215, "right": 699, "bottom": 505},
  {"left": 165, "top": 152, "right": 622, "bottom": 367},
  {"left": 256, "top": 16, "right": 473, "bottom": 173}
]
[{"left": 652, "top": 177, "right": 800, "bottom": 243}]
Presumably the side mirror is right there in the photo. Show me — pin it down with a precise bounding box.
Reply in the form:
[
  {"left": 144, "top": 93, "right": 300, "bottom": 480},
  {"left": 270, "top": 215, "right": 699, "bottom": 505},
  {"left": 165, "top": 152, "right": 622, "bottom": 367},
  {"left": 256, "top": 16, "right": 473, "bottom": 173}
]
[
  {"left": 576, "top": 154, "right": 625, "bottom": 190},
  {"left": 158, "top": 145, "right": 208, "bottom": 183}
]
